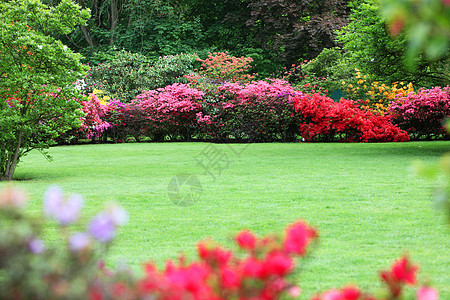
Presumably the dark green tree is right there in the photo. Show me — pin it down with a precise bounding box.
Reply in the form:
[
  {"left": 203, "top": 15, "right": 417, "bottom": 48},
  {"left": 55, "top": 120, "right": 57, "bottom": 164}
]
[{"left": 60, "top": 0, "right": 206, "bottom": 60}]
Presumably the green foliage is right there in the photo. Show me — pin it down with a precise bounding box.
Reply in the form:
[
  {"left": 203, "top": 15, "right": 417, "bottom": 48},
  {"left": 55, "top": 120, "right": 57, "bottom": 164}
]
[
  {"left": 0, "top": 0, "right": 89, "bottom": 181},
  {"left": 336, "top": 0, "right": 448, "bottom": 87},
  {"left": 381, "top": 0, "right": 450, "bottom": 62},
  {"left": 297, "top": 47, "right": 356, "bottom": 94},
  {"left": 84, "top": 51, "right": 199, "bottom": 102},
  {"left": 60, "top": 0, "right": 206, "bottom": 61}
]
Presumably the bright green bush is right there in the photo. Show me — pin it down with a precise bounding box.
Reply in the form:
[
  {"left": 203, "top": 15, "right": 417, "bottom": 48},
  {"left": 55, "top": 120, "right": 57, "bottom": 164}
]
[{"left": 84, "top": 51, "right": 199, "bottom": 102}]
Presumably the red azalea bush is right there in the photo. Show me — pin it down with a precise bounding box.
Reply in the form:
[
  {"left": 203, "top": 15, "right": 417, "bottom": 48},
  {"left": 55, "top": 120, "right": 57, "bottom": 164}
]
[
  {"left": 312, "top": 255, "right": 439, "bottom": 300},
  {"left": 133, "top": 83, "right": 204, "bottom": 141},
  {"left": 0, "top": 187, "right": 440, "bottom": 300},
  {"left": 387, "top": 86, "right": 450, "bottom": 140},
  {"left": 292, "top": 93, "right": 410, "bottom": 142}
]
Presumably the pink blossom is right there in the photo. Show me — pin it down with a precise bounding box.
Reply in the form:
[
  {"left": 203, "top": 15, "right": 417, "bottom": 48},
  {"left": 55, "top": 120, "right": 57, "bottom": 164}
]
[{"left": 416, "top": 286, "right": 439, "bottom": 300}]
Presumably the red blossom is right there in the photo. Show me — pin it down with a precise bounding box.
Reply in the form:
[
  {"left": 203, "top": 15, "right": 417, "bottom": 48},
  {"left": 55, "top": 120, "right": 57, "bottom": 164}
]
[
  {"left": 235, "top": 230, "right": 257, "bottom": 250},
  {"left": 283, "top": 221, "right": 317, "bottom": 256},
  {"left": 391, "top": 256, "right": 418, "bottom": 285}
]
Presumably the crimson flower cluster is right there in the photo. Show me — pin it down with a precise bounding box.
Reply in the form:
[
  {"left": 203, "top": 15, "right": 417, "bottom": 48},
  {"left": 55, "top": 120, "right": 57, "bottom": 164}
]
[
  {"left": 79, "top": 93, "right": 111, "bottom": 139},
  {"left": 134, "top": 221, "right": 317, "bottom": 299},
  {"left": 292, "top": 93, "right": 410, "bottom": 142}
]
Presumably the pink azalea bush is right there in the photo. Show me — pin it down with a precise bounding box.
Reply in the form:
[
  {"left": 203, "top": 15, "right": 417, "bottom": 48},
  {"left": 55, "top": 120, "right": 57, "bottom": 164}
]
[
  {"left": 79, "top": 93, "right": 111, "bottom": 140},
  {"left": 197, "top": 79, "right": 300, "bottom": 142},
  {"left": 0, "top": 186, "right": 440, "bottom": 299},
  {"left": 133, "top": 83, "right": 204, "bottom": 140},
  {"left": 387, "top": 86, "right": 450, "bottom": 140}
]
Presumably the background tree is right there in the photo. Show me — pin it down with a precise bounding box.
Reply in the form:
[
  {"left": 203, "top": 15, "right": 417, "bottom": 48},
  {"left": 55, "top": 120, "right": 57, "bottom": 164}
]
[
  {"left": 242, "top": 0, "right": 350, "bottom": 66},
  {"left": 336, "top": 0, "right": 449, "bottom": 86},
  {"left": 0, "top": 0, "right": 90, "bottom": 181},
  {"left": 56, "top": 0, "right": 206, "bottom": 59},
  {"left": 50, "top": 0, "right": 353, "bottom": 77}
]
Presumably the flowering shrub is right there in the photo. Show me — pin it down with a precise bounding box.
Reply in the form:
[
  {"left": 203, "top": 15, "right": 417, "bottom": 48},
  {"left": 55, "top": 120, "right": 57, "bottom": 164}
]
[
  {"left": 195, "top": 52, "right": 256, "bottom": 83},
  {"left": 0, "top": 186, "right": 440, "bottom": 299},
  {"left": 102, "top": 99, "right": 134, "bottom": 142},
  {"left": 342, "top": 73, "right": 415, "bottom": 116},
  {"left": 292, "top": 93, "right": 410, "bottom": 142},
  {"left": 138, "top": 221, "right": 317, "bottom": 299},
  {"left": 387, "top": 86, "right": 450, "bottom": 140},
  {"left": 0, "top": 186, "right": 128, "bottom": 299},
  {"left": 79, "top": 93, "right": 111, "bottom": 140},
  {"left": 133, "top": 83, "right": 204, "bottom": 141},
  {"left": 198, "top": 79, "right": 300, "bottom": 142}
]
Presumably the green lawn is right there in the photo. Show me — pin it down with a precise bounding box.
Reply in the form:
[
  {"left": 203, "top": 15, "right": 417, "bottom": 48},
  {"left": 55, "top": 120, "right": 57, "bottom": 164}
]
[{"left": 2, "top": 141, "right": 449, "bottom": 299}]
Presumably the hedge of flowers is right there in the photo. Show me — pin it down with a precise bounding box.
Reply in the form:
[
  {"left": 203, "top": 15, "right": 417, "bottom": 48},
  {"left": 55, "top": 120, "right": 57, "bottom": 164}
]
[
  {"left": 0, "top": 186, "right": 439, "bottom": 299},
  {"left": 69, "top": 52, "right": 450, "bottom": 143},
  {"left": 72, "top": 82, "right": 450, "bottom": 143}
]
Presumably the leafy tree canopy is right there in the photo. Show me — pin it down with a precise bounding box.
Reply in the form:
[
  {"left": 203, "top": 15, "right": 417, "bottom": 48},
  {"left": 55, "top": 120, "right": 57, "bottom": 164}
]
[
  {"left": 0, "top": 0, "right": 90, "bottom": 180},
  {"left": 336, "top": 0, "right": 449, "bottom": 86}
]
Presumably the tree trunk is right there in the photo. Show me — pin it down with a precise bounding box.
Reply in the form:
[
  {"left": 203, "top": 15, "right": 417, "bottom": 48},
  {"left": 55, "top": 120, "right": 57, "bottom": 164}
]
[
  {"left": 109, "top": 0, "right": 119, "bottom": 46},
  {"left": 80, "top": 25, "right": 95, "bottom": 47},
  {"left": 2, "top": 131, "right": 23, "bottom": 181}
]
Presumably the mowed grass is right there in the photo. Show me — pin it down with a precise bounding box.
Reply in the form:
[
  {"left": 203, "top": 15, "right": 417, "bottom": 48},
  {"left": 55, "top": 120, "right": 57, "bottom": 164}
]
[{"left": 2, "top": 141, "right": 449, "bottom": 299}]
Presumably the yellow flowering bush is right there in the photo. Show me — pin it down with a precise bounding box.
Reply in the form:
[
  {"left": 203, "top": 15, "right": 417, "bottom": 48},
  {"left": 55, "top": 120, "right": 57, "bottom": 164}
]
[
  {"left": 341, "top": 70, "right": 414, "bottom": 115},
  {"left": 91, "top": 88, "right": 110, "bottom": 105}
]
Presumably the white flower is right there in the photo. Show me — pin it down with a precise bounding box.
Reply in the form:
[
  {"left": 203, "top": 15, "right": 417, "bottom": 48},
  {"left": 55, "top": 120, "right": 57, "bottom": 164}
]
[{"left": 37, "top": 45, "right": 43, "bottom": 49}]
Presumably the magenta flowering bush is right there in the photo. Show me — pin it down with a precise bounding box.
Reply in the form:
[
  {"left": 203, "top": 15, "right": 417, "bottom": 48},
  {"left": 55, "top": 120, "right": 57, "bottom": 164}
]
[
  {"left": 197, "top": 79, "right": 300, "bottom": 142},
  {"left": 133, "top": 83, "right": 204, "bottom": 141},
  {"left": 78, "top": 93, "right": 111, "bottom": 140},
  {"left": 387, "top": 86, "right": 450, "bottom": 140}
]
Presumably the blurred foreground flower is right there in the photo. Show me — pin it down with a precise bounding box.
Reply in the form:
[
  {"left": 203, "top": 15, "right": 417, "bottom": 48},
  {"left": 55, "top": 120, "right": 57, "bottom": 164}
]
[
  {"left": 44, "top": 186, "right": 84, "bottom": 225},
  {"left": 0, "top": 186, "right": 439, "bottom": 299}
]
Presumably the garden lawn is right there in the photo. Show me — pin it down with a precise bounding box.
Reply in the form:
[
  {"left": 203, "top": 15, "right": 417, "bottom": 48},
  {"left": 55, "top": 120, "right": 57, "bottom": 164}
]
[{"left": 2, "top": 141, "right": 449, "bottom": 299}]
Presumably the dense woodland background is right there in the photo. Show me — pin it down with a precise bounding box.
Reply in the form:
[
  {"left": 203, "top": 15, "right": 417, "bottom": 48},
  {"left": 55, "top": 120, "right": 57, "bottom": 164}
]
[
  {"left": 42, "top": 0, "right": 447, "bottom": 87},
  {"left": 56, "top": 0, "right": 349, "bottom": 73}
]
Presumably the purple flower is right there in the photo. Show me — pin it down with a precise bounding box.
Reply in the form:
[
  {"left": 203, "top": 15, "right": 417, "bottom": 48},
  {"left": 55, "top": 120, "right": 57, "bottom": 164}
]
[
  {"left": 43, "top": 186, "right": 83, "bottom": 226},
  {"left": 43, "top": 186, "right": 63, "bottom": 216},
  {"left": 88, "top": 203, "right": 128, "bottom": 243},
  {"left": 29, "top": 238, "right": 45, "bottom": 254},
  {"left": 105, "top": 203, "right": 128, "bottom": 226},
  {"left": 69, "top": 232, "right": 91, "bottom": 252},
  {"left": 89, "top": 212, "right": 116, "bottom": 243}
]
